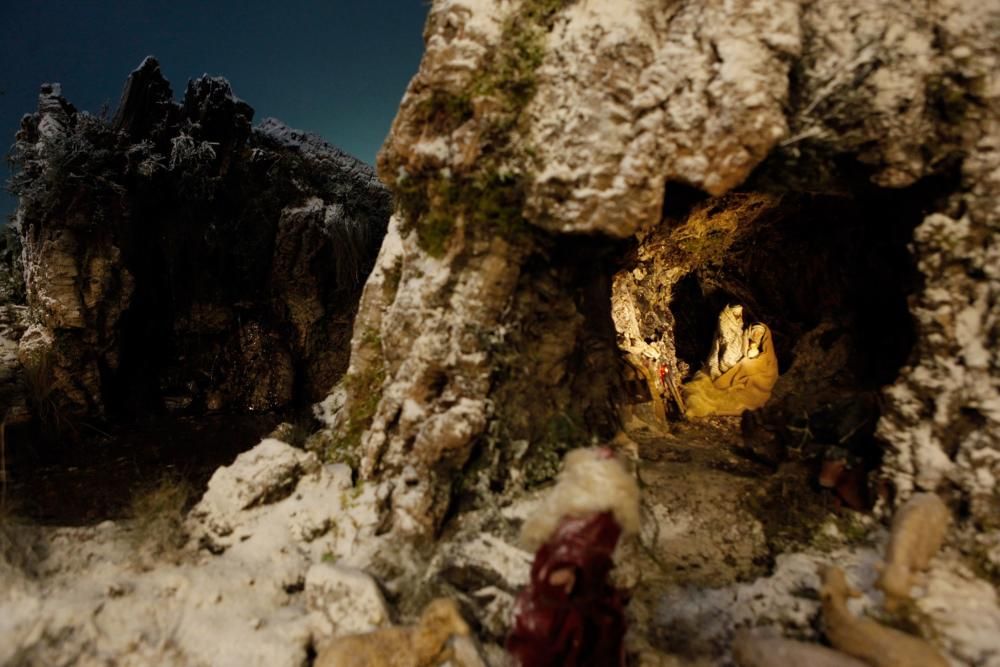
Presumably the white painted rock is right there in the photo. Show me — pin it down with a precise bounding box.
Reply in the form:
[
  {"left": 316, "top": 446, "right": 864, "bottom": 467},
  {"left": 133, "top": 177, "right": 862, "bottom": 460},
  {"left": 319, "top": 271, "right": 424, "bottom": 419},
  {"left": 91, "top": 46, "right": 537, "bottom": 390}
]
[
  {"left": 306, "top": 563, "right": 391, "bottom": 638},
  {"left": 191, "top": 439, "right": 321, "bottom": 523},
  {"left": 187, "top": 439, "right": 348, "bottom": 553}
]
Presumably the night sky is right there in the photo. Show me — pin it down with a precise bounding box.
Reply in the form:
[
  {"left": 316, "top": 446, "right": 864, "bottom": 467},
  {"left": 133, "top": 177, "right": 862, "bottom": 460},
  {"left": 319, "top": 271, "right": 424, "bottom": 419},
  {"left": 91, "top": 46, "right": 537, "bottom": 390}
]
[{"left": 0, "top": 0, "right": 429, "bottom": 221}]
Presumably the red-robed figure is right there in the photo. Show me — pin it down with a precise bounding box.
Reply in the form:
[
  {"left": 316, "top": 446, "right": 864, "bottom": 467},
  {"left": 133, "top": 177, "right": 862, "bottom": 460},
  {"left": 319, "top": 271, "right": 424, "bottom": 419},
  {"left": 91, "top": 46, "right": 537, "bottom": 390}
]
[{"left": 506, "top": 447, "right": 638, "bottom": 667}]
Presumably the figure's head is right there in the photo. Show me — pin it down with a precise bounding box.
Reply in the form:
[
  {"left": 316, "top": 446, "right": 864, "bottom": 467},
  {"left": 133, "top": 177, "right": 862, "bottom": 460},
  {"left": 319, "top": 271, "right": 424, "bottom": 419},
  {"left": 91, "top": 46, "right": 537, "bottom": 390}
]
[
  {"left": 720, "top": 304, "right": 745, "bottom": 329},
  {"left": 520, "top": 447, "right": 640, "bottom": 551},
  {"left": 744, "top": 323, "right": 768, "bottom": 359}
]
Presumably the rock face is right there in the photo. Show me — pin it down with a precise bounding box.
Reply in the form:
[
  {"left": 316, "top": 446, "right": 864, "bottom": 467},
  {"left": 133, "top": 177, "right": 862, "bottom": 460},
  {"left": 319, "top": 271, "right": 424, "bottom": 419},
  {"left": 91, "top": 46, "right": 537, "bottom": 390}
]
[
  {"left": 7, "top": 57, "right": 391, "bottom": 421},
  {"left": 321, "top": 0, "right": 999, "bottom": 549},
  {"left": 0, "top": 304, "right": 28, "bottom": 423},
  {"left": 318, "top": 0, "right": 632, "bottom": 537}
]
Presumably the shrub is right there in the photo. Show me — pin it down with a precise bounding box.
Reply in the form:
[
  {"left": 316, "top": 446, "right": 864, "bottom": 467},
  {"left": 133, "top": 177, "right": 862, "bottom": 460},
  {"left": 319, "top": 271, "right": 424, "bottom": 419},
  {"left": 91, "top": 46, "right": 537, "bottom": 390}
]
[{"left": 127, "top": 474, "right": 193, "bottom": 559}]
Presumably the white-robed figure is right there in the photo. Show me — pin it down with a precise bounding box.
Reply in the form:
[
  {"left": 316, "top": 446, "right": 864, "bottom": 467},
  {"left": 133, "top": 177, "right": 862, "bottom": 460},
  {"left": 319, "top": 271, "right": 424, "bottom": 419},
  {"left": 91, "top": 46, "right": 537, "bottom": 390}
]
[{"left": 683, "top": 312, "right": 779, "bottom": 418}]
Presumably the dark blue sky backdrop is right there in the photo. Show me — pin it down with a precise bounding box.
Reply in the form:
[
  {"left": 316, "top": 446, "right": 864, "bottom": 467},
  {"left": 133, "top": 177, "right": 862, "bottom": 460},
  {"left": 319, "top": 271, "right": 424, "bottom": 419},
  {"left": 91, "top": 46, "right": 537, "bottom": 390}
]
[{"left": 0, "top": 0, "right": 429, "bottom": 221}]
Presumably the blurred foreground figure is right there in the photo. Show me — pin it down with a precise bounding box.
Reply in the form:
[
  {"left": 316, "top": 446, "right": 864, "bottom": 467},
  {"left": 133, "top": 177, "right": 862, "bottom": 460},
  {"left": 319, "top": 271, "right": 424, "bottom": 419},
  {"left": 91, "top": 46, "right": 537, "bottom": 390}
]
[
  {"left": 507, "top": 447, "right": 640, "bottom": 667},
  {"left": 314, "top": 597, "right": 470, "bottom": 667}
]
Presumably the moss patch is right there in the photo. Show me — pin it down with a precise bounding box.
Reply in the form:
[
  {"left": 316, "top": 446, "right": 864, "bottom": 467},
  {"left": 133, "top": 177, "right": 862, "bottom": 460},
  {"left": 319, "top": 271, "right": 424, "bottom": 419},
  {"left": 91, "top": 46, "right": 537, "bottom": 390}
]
[
  {"left": 470, "top": 0, "right": 566, "bottom": 124},
  {"left": 21, "top": 347, "right": 81, "bottom": 441},
  {"left": 318, "top": 329, "right": 385, "bottom": 469},
  {"left": 387, "top": 0, "right": 575, "bottom": 256},
  {"left": 522, "top": 410, "right": 590, "bottom": 486}
]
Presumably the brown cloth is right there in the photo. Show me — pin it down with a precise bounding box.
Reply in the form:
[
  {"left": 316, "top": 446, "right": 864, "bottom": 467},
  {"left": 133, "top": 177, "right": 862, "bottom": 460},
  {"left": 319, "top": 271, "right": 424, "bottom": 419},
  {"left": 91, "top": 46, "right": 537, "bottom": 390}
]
[{"left": 506, "top": 511, "right": 627, "bottom": 667}]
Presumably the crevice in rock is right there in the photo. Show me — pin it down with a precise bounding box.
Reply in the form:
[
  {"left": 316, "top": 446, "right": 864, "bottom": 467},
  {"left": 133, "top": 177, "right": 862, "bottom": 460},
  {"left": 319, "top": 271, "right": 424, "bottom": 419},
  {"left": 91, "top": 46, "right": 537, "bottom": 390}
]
[
  {"left": 624, "top": 161, "right": 959, "bottom": 401},
  {"left": 452, "top": 231, "right": 630, "bottom": 512}
]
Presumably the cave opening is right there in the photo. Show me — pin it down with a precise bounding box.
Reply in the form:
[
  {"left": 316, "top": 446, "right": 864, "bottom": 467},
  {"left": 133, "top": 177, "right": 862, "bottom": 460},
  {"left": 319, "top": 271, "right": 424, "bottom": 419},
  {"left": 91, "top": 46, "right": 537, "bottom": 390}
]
[
  {"left": 609, "top": 164, "right": 958, "bottom": 565},
  {"left": 668, "top": 186, "right": 921, "bottom": 388}
]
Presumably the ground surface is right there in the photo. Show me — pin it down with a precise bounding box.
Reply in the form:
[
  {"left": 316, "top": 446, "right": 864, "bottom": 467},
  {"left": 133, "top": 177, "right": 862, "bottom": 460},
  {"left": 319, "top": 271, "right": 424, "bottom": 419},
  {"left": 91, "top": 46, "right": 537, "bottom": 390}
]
[
  {"left": 615, "top": 404, "right": 881, "bottom": 665},
  {"left": 2, "top": 405, "right": 997, "bottom": 666},
  {"left": 633, "top": 417, "right": 773, "bottom": 586},
  {"left": 626, "top": 404, "right": 844, "bottom": 583},
  {"left": 4, "top": 414, "right": 284, "bottom": 524}
]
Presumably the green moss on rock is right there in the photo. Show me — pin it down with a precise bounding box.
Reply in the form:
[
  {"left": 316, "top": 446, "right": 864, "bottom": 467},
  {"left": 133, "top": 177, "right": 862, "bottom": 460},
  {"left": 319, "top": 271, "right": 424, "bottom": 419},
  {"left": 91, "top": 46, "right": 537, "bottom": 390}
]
[
  {"left": 317, "top": 329, "right": 385, "bottom": 469},
  {"left": 388, "top": 0, "right": 576, "bottom": 257}
]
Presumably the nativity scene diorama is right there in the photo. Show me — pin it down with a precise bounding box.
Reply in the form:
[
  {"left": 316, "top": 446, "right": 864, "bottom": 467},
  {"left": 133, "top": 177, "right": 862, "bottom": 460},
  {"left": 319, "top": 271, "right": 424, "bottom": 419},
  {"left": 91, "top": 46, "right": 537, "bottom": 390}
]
[{"left": 1, "top": 1, "right": 998, "bottom": 666}]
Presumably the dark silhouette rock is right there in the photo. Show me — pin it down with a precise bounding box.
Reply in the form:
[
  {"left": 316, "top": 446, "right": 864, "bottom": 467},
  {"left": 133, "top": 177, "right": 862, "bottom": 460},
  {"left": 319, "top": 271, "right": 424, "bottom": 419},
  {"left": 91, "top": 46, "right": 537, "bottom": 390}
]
[
  {"left": 112, "top": 57, "right": 177, "bottom": 141},
  {"left": 7, "top": 58, "right": 392, "bottom": 424}
]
